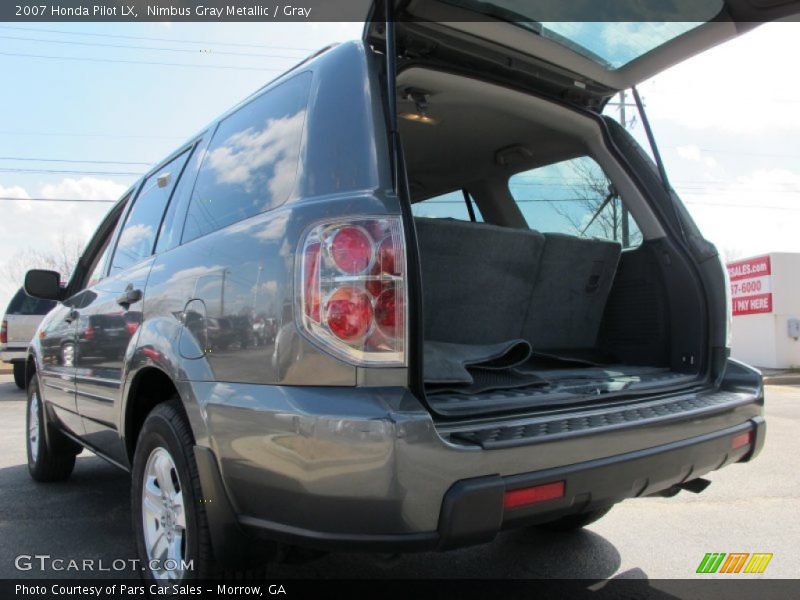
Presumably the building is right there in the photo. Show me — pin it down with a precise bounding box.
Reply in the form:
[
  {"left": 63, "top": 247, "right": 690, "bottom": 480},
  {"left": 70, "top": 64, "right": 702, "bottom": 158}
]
[{"left": 727, "top": 253, "right": 800, "bottom": 369}]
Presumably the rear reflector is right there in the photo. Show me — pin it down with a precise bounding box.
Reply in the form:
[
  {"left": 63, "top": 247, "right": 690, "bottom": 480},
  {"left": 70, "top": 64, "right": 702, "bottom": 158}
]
[
  {"left": 503, "top": 481, "right": 565, "bottom": 510},
  {"left": 731, "top": 431, "right": 753, "bottom": 450}
]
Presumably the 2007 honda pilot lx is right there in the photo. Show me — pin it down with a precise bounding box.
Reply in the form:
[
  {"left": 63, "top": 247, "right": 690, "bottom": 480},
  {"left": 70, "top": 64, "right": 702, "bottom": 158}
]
[{"left": 22, "top": 2, "right": 797, "bottom": 580}]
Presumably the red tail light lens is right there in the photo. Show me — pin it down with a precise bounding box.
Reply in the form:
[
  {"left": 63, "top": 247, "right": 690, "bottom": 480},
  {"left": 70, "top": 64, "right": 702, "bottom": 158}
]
[
  {"left": 375, "top": 286, "right": 402, "bottom": 338},
  {"left": 326, "top": 287, "right": 373, "bottom": 342},
  {"left": 298, "top": 216, "right": 406, "bottom": 365},
  {"left": 330, "top": 226, "right": 373, "bottom": 274},
  {"left": 0, "top": 320, "right": 7, "bottom": 344},
  {"left": 376, "top": 236, "right": 398, "bottom": 275},
  {"left": 83, "top": 325, "right": 95, "bottom": 341}
]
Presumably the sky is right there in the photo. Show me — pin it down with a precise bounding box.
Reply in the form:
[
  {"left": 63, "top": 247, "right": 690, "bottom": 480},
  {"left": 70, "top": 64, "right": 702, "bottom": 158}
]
[{"left": 1, "top": 20, "right": 798, "bottom": 312}]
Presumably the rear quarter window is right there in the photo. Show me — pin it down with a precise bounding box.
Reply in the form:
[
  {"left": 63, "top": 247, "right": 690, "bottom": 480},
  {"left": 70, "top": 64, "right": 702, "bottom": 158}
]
[
  {"left": 5, "top": 288, "right": 56, "bottom": 316},
  {"left": 182, "top": 72, "right": 312, "bottom": 243}
]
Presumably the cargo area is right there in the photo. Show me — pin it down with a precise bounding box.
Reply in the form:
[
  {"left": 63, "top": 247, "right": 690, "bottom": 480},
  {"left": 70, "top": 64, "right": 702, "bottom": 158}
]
[{"left": 398, "top": 68, "right": 706, "bottom": 417}]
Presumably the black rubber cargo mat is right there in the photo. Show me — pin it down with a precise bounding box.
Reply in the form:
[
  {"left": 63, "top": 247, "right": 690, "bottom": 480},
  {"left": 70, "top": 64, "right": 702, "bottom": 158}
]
[{"left": 426, "top": 368, "right": 546, "bottom": 395}]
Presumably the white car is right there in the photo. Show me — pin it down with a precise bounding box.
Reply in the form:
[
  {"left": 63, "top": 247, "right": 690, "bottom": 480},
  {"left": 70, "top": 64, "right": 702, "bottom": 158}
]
[{"left": 1, "top": 287, "right": 56, "bottom": 388}]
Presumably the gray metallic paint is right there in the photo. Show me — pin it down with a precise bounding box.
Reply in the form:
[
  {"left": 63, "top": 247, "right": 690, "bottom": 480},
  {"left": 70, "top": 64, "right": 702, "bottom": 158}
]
[{"left": 23, "top": 42, "right": 767, "bottom": 545}]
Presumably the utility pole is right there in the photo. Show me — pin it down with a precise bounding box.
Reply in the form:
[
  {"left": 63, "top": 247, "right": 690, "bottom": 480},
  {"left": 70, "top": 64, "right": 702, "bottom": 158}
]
[
  {"left": 220, "top": 268, "right": 227, "bottom": 317},
  {"left": 607, "top": 89, "right": 638, "bottom": 248}
]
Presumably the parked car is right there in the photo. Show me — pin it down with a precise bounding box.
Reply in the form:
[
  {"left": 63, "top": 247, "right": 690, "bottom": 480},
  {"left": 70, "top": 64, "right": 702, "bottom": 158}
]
[
  {"left": 21, "top": 4, "right": 797, "bottom": 580},
  {"left": 1, "top": 287, "right": 56, "bottom": 388}
]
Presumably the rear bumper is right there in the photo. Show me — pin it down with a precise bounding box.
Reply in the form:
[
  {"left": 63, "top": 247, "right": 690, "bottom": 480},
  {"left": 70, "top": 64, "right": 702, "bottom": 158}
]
[
  {"left": 0, "top": 346, "right": 27, "bottom": 363},
  {"left": 231, "top": 419, "right": 762, "bottom": 554},
  {"left": 192, "top": 359, "right": 765, "bottom": 558}
]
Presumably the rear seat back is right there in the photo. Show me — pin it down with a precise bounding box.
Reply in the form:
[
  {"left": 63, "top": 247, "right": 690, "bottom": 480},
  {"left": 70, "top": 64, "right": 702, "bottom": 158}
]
[
  {"left": 522, "top": 233, "right": 621, "bottom": 349},
  {"left": 414, "top": 217, "right": 544, "bottom": 344},
  {"left": 414, "top": 218, "right": 621, "bottom": 350}
]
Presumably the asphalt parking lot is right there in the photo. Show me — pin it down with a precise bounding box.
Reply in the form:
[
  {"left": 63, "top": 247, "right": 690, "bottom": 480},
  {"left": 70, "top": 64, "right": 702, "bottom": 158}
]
[{"left": 0, "top": 374, "right": 797, "bottom": 583}]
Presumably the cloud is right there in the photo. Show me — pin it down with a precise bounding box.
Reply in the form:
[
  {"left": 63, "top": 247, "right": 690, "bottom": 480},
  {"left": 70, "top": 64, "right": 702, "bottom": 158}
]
[
  {"left": 40, "top": 177, "right": 127, "bottom": 201},
  {"left": 206, "top": 110, "right": 305, "bottom": 204},
  {"left": 641, "top": 23, "right": 800, "bottom": 134},
  {"left": 676, "top": 145, "right": 717, "bottom": 168},
  {"left": 0, "top": 184, "right": 32, "bottom": 212},
  {"left": 682, "top": 168, "right": 800, "bottom": 258},
  {"left": 117, "top": 223, "right": 154, "bottom": 252},
  {"left": 0, "top": 177, "right": 125, "bottom": 310}
]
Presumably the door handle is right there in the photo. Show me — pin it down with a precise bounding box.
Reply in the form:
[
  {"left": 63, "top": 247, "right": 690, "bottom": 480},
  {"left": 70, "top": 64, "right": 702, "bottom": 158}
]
[
  {"left": 64, "top": 309, "right": 79, "bottom": 323},
  {"left": 116, "top": 286, "right": 142, "bottom": 309}
]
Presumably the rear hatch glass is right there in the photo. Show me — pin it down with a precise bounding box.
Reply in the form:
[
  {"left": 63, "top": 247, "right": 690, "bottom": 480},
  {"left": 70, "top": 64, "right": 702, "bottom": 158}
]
[
  {"left": 440, "top": 0, "right": 724, "bottom": 67},
  {"left": 5, "top": 288, "right": 56, "bottom": 316}
]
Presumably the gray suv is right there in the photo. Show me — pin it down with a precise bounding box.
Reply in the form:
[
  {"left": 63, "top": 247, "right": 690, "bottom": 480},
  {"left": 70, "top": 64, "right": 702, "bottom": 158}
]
[{"left": 21, "top": 4, "right": 795, "bottom": 580}]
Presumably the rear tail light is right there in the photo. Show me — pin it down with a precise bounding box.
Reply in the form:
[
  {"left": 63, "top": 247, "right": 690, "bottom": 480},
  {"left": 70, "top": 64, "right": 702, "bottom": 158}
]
[
  {"left": 83, "top": 325, "right": 95, "bottom": 341},
  {"left": 298, "top": 216, "right": 406, "bottom": 365},
  {"left": 0, "top": 320, "right": 7, "bottom": 344}
]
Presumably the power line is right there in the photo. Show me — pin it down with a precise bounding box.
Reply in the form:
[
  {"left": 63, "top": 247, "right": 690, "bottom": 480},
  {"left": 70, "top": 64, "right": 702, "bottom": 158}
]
[
  {"left": 0, "top": 33, "right": 308, "bottom": 59},
  {"left": 0, "top": 130, "right": 183, "bottom": 139},
  {"left": 667, "top": 146, "right": 800, "bottom": 159},
  {"left": 0, "top": 156, "right": 151, "bottom": 166},
  {"left": 424, "top": 198, "right": 800, "bottom": 211},
  {"left": 0, "top": 197, "right": 115, "bottom": 203},
  {"left": 0, "top": 25, "right": 316, "bottom": 52},
  {"left": 0, "top": 167, "right": 141, "bottom": 176},
  {"left": 0, "top": 49, "right": 285, "bottom": 72},
  {"left": 684, "top": 201, "right": 800, "bottom": 211}
]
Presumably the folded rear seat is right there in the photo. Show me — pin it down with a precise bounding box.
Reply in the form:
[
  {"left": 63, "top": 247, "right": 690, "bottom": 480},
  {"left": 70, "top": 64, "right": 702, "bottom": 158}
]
[
  {"left": 415, "top": 217, "right": 621, "bottom": 359},
  {"left": 414, "top": 217, "right": 545, "bottom": 344},
  {"left": 521, "top": 233, "right": 621, "bottom": 351}
]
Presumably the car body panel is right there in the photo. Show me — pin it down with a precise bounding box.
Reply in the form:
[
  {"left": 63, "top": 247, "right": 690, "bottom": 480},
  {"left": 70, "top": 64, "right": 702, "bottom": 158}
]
[
  {"left": 194, "top": 358, "right": 763, "bottom": 535},
  {"left": 2, "top": 288, "right": 56, "bottom": 363},
  {"left": 74, "top": 259, "right": 152, "bottom": 463},
  {"left": 3, "top": 314, "right": 42, "bottom": 347},
  {"left": 35, "top": 304, "right": 83, "bottom": 436}
]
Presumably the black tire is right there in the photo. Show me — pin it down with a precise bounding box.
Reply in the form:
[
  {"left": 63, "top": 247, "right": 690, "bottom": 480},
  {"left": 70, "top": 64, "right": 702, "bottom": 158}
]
[
  {"left": 26, "top": 374, "right": 78, "bottom": 482},
  {"left": 533, "top": 506, "right": 614, "bottom": 532},
  {"left": 131, "top": 399, "right": 271, "bottom": 580},
  {"left": 13, "top": 362, "right": 26, "bottom": 389}
]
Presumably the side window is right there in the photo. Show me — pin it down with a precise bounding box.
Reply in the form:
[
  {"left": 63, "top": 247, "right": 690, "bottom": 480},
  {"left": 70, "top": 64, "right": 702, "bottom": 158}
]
[
  {"left": 86, "top": 238, "right": 114, "bottom": 288},
  {"left": 411, "top": 190, "right": 483, "bottom": 222},
  {"left": 508, "top": 156, "right": 642, "bottom": 248},
  {"left": 109, "top": 151, "right": 190, "bottom": 274},
  {"left": 82, "top": 191, "right": 132, "bottom": 288},
  {"left": 155, "top": 142, "right": 200, "bottom": 254},
  {"left": 182, "top": 72, "right": 311, "bottom": 243},
  {"left": 6, "top": 288, "right": 56, "bottom": 316}
]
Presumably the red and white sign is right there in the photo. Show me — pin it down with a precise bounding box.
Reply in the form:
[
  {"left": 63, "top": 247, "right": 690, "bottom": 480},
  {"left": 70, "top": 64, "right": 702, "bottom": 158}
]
[{"left": 727, "top": 255, "right": 772, "bottom": 316}]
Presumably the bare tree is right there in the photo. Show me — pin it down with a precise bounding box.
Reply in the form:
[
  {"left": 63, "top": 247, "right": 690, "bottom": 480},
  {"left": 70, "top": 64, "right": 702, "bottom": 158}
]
[
  {"left": 0, "top": 234, "right": 85, "bottom": 289},
  {"left": 552, "top": 159, "right": 642, "bottom": 247}
]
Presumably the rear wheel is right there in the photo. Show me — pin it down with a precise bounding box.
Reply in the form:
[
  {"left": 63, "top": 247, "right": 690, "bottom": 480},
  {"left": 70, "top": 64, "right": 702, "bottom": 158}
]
[
  {"left": 533, "top": 506, "right": 614, "bottom": 532},
  {"left": 131, "top": 399, "right": 272, "bottom": 580},
  {"left": 13, "top": 362, "right": 25, "bottom": 389},
  {"left": 26, "top": 374, "right": 79, "bottom": 482}
]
